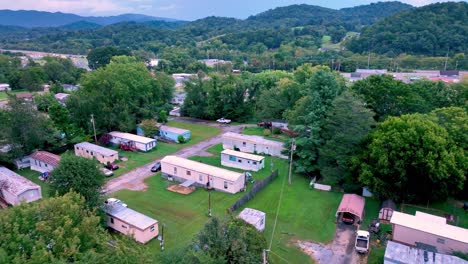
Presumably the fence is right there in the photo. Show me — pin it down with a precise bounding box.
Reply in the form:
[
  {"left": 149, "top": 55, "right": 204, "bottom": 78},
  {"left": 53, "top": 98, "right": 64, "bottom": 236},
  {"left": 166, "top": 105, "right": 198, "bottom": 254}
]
[{"left": 228, "top": 169, "right": 279, "bottom": 213}]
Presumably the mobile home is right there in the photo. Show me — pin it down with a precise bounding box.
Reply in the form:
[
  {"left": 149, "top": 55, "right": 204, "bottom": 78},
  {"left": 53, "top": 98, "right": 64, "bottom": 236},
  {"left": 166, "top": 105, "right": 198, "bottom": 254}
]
[
  {"left": 221, "top": 132, "right": 287, "bottom": 159},
  {"left": 159, "top": 125, "right": 190, "bottom": 143},
  {"left": 74, "top": 142, "right": 119, "bottom": 164},
  {"left": 29, "top": 151, "right": 60, "bottom": 173},
  {"left": 108, "top": 131, "right": 156, "bottom": 152},
  {"left": 0, "top": 166, "right": 42, "bottom": 205},
  {"left": 221, "top": 149, "right": 264, "bottom": 171}
]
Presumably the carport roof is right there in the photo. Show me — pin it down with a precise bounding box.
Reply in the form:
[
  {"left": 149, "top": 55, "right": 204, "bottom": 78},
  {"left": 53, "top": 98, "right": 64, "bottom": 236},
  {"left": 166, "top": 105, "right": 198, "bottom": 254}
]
[{"left": 336, "top": 194, "right": 365, "bottom": 221}]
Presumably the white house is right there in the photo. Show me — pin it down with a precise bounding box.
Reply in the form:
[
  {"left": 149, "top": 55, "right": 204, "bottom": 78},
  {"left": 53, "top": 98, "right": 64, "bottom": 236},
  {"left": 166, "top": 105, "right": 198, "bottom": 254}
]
[
  {"left": 108, "top": 131, "right": 157, "bottom": 152},
  {"left": 0, "top": 166, "right": 42, "bottom": 206},
  {"left": 161, "top": 155, "right": 246, "bottom": 194},
  {"left": 29, "top": 151, "right": 61, "bottom": 173},
  {"left": 222, "top": 132, "right": 287, "bottom": 159},
  {"left": 221, "top": 149, "right": 265, "bottom": 171},
  {"left": 237, "top": 208, "right": 266, "bottom": 231}
]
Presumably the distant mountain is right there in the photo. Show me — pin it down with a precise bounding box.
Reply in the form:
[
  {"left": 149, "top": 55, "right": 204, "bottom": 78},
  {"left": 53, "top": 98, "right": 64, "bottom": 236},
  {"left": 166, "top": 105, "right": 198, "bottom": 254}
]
[
  {"left": 61, "top": 21, "right": 101, "bottom": 30},
  {"left": 0, "top": 10, "right": 180, "bottom": 28}
]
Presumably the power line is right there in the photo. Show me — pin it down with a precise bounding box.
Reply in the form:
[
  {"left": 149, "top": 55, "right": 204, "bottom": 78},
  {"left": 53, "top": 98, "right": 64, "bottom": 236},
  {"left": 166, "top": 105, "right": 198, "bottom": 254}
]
[{"left": 268, "top": 163, "right": 288, "bottom": 251}]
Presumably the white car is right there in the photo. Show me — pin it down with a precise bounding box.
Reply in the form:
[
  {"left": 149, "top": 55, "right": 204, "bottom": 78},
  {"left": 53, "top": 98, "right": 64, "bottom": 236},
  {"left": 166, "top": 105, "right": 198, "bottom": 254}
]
[
  {"left": 216, "top": 117, "right": 231, "bottom": 124},
  {"left": 100, "top": 168, "right": 114, "bottom": 177},
  {"left": 105, "top": 198, "right": 127, "bottom": 207}
]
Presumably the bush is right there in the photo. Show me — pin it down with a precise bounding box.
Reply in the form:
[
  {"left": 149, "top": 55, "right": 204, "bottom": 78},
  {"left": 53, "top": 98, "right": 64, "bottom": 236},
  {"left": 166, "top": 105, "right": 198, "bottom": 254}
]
[
  {"left": 263, "top": 129, "right": 271, "bottom": 137},
  {"left": 177, "top": 135, "right": 186, "bottom": 144},
  {"left": 272, "top": 127, "right": 281, "bottom": 135}
]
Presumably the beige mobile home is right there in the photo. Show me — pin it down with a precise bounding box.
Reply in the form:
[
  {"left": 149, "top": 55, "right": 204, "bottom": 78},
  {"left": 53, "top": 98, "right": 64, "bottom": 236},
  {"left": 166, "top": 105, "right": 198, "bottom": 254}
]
[
  {"left": 221, "top": 149, "right": 265, "bottom": 171},
  {"left": 221, "top": 132, "right": 287, "bottom": 159},
  {"left": 0, "top": 166, "right": 42, "bottom": 205},
  {"left": 74, "top": 142, "right": 119, "bottom": 164},
  {"left": 29, "top": 151, "right": 60, "bottom": 173},
  {"left": 161, "top": 155, "right": 245, "bottom": 194},
  {"left": 390, "top": 211, "right": 468, "bottom": 254},
  {"left": 109, "top": 131, "right": 157, "bottom": 152},
  {"left": 104, "top": 203, "right": 159, "bottom": 244}
]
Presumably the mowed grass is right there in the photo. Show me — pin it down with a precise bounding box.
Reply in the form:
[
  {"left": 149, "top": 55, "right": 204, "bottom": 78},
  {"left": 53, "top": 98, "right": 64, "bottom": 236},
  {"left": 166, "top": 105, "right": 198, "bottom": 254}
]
[
  {"left": 0, "top": 90, "right": 29, "bottom": 101},
  {"left": 113, "top": 144, "right": 343, "bottom": 263},
  {"left": 242, "top": 126, "right": 288, "bottom": 142},
  {"left": 15, "top": 169, "right": 51, "bottom": 198},
  {"left": 108, "top": 121, "right": 221, "bottom": 178}
]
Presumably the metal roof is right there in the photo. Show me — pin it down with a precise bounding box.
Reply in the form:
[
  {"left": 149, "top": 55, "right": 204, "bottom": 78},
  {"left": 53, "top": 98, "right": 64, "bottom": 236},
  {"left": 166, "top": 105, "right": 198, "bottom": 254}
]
[
  {"left": 221, "top": 149, "right": 265, "bottom": 162},
  {"left": 30, "top": 151, "right": 61, "bottom": 167},
  {"left": 384, "top": 241, "right": 468, "bottom": 264},
  {"left": 75, "top": 142, "right": 118, "bottom": 157},
  {"left": 0, "top": 166, "right": 41, "bottom": 196},
  {"left": 391, "top": 211, "right": 468, "bottom": 243},
  {"left": 336, "top": 194, "right": 365, "bottom": 221},
  {"left": 238, "top": 208, "right": 265, "bottom": 226},
  {"left": 222, "top": 132, "right": 285, "bottom": 148},
  {"left": 160, "top": 125, "right": 190, "bottom": 135},
  {"left": 161, "top": 155, "right": 244, "bottom": 182},
  {"left": 109, "top": 131, "right": 156, "bottom": 144},
  {"left": 104, "top": 204, "right": 158, "bottom": 230}
]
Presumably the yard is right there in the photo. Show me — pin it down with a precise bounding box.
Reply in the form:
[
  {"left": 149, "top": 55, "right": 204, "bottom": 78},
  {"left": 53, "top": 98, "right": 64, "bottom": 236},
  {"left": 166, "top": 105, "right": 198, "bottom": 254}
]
[
  {"left": 15, "top": 169, "right": 51, "bottom": 198},
  {"left": 0, "top": 90, "right": 29, "bottom": 101},
  {"left": 242, "top": 126, "right": 289, "bottom": 142},
  {"left": 113, "top": 144, "right": 344, "bottom": 263}
]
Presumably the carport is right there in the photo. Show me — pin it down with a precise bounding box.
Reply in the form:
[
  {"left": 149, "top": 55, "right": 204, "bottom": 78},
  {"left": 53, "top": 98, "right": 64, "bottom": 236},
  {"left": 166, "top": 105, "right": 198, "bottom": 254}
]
[{"left": 336, "top": 194, "right": 365, "bottom": 225}]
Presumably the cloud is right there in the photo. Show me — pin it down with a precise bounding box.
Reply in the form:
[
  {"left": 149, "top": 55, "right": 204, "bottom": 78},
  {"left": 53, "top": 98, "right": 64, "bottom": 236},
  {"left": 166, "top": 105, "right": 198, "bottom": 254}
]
[
  {"left": 0, "top": 0, "right": 130, "bottom": 15},
  {"left": 157, "top": 4, "right": 177, "bottom": 11}
]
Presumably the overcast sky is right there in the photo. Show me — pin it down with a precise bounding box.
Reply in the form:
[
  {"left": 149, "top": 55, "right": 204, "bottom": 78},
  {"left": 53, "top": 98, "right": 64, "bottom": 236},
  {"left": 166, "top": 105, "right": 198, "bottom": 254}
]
[{"left": 0, "top": 0, "right": 465, "bottom": 20}]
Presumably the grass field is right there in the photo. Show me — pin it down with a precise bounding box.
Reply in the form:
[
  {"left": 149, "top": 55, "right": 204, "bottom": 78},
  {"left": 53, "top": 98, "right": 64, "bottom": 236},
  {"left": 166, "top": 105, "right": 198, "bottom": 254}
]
[
  {"left": 0, "top": 90, "right": 28, "bottom": 101},
  {"left": 242, "top": 126, "right": 288, "bottom": 142},
  {"left": 15, "top": 169, "right": 51, "bottom": 198}
]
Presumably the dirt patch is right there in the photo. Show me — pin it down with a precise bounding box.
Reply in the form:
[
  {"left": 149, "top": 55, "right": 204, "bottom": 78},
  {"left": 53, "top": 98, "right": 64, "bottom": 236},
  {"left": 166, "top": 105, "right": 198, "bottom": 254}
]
[
  {"left": 122, "top": 181, "right": 148, "bottom": 191},
  {"left": 167, "top": 184, "right": 196, "bottom": 195}
]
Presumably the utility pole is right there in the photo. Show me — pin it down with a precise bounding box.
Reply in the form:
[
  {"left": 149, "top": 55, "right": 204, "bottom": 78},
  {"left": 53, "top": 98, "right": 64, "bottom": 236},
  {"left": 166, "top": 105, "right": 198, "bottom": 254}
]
[
  {"left": 263, "top": 249, "right": 267, "bottom": 264},
  {"left": 159, "top": 224, "right": 165, "bottom": 251},
  {"left": 288, "top": 139, "right": 296, "bottom": 185},
  {"left": 367, "top": 50, "right": 371, "bottom": 69},
  {"left": 208, "top": 191, "right": 212, "bottom": 217},
  {"left": 90, "top": 114, "right": 97, "bottom": 144},
  {"left": 444, "top": 47, "right": 450, "bottom": 71}
]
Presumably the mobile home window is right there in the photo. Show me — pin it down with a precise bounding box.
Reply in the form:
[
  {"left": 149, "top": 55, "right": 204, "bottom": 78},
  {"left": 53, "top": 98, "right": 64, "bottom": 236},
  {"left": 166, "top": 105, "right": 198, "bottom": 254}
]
[
  {"left": 91, "top": 151, "right": 94, "bottom": 155},
  {"left": 253, "top": 161, "right": 257, "bottom": 165},
  {"left": 174, "top": 167, "right": 177, "bottom": 174},
  {"left": 199, "top": 175, "right": 203, "bottom": 181},
  {"left": 186, "top": 170, "right": 191, "bottom": 176},
  {"left": 437, "top": 238, "right": 445, "bottom": 244},
  {"left": 110, "top": 218, "right": 114, "bottom": 224},
  {"left": 229, "top": 155, "right": 236, "bottom": 161},
  {"left": 122, "top": 225, "right": 127, "bottom": 229},
  {"left": 224, "top": 181, "right": 228, "bottom": 189},
  {"left": 238, "top": 159, "right": 242, "bottom": 163},
  {"left": 150, "top": 225, "right": 155, "bottom": 232},
  {"left": 242, "top": 142, "right": 246, "bottom": 147}
]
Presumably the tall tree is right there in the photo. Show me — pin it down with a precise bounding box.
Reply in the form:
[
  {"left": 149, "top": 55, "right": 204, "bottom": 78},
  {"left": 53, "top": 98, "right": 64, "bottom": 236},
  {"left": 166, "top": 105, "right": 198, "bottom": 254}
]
[{"left": 87, "top": 46, "right": 131, "bottom": 70}]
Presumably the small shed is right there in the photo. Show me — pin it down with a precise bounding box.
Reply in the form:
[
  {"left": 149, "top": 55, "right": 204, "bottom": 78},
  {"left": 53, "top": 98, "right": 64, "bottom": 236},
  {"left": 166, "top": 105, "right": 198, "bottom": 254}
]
[
  {"left": 221, "top": 149, "right": 265, "bottom": 171},
  {"left": 379, "top": 200, "right": 396, "bottom": 221},
  {"left": 159, "top": 125, "right": 190, "bottom": 143},
  {"left": 108, "top": 131, "right": 156, "bottom": 152},
  {"left": 29, "top": 151, "right": 61, "bottom": 173},
  {"left": 238, "top": 208, "right": 266, "bottom": 231},
  {"left": 336, "top": 194, "right": 365, "bottom": 224},
  {"left": 54, "top": 93, "right": 70, "bottom": 105},
  {"left": 0, "top": 166, "right": 42, "bottom": 205}
]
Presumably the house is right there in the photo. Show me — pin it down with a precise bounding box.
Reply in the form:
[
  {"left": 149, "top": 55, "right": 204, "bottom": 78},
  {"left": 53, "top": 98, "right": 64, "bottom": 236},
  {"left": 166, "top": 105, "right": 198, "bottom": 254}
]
[
  {"left": 54, "top": 93, "right": 70, "bottom": 105},
  {"left": 161, "top": 155, "right": 246, "bottom": 194},
  {"left": 390, "top": 211, "right": 468, "bottom": 254},
  {"left": 15, "top": 93, "right": 33, "bottom": 102},
  {"left": 0, "top": 166, "right": 42, "bottom": 206},
  {"left": 63, "top": 84, "right": 79, "bottom": 92},
  {"left": 384, "top": 241, "right": 468, "bottom": 264},
  {"left": 221, "top": 149, "right": 265, "bottom": 171},
  {"left": 335, "top": 194, "right": 365, "bottom": 224},
  {"left": 103, "top": 203, "right": 158, "bottom": 244},
  {"left": 0, "top": 83, "right": 10, "bottom": 92},
  {"left": 379, "top": 200, "right": 396, "bottom": 221},
  {"left": 159, "top": 125, "right": 190, "bottom": 143},
  {"left": 222, "top": 132, "right": 287, "bottom": 159},
  {"left": 238, "top": 208, "right": 266, "bottom": 231},
  {"left": 29, "top": 151, "right": 60, "bottom": 173},
  {"left": 108, "top": 132, "right": 157, "bottom": 152},
  {"left": 74, "top": 142, "right": 119, "bottom": 165}
]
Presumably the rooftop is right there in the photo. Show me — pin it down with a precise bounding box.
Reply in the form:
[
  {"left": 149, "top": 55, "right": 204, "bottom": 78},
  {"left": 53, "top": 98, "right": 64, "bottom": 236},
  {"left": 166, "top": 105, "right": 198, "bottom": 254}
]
[
  {"left": 30, "top": 151, "right": 60, "bottom": 167},
  {"left": 336, "top": 194, "right": 365, "bottom": 220},
  {"left": 161, "top": 155, "right": 244, "bottom": 182},
  {"left": 0, "top": 166, "right": 41, "bottom": 196},
  {"left": 104, "top": 204, "right": 158, "bottom": 230},
  {"left": 391, "top": 211, "right": 468, "bottom": 243},
  {"left": 222, "top": 132, "right": 285, "bottom": 149},
  {"left": 54, "top": 93, "right": 70, "bottom": 101},
  {"left": 160, "top": 125, "right": 190, "bottom": 135},
  {"left": 221, "top": 149, "right": 265, "bottom": 162},
  {"left": 109, "top": 131, "right": 156, "bottom": 144},
  {"left": 384, "top": 241, "right": 468, "bottom": 264},
  {"left": 75, "top": 142, "right": 118, "bottom": 157},
  {"left": 238, "top": 208, "right": 266, "bottom": 226}
]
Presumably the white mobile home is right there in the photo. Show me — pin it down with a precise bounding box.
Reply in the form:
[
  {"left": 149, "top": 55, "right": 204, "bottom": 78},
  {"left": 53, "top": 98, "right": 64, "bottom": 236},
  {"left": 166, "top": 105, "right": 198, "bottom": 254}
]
[
  {"left": 108, "top": 131, "right": 156, "bottom": 152},
  {"left": 29, "top": 151, "right": 61, "bottom": 173},
  {"left": 238, "top": 208, "right": 266, "bottom": 231},
  {"left": 222, "top": 132, "right": 287, "bottom": 159},
  {"left": 74, "top": 142, "right": 119, "bottom": 164},
  {"left": 161, "top": 155, "right": 245, "bottom": 194},
  {"left": 221, "top": 149, "right": 265, "bottom": 171},
  {"left": 0, "top": 166, "right": 42, "bottom": 205}
]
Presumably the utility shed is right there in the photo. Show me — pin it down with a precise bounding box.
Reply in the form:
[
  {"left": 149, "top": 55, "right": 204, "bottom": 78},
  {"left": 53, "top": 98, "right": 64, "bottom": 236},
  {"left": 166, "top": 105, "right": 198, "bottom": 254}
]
[
  {"left": 29, "top": 151, "right": 60, "bottom": 173},
  {"left": 221, "top": 132, "right": 287, "bottom": 159},
  {"left": 74, "top": 142, "right": 119, "bottom": 165},
  {"left": 161, "top": 155, "right": 245, "bottom": 194},
  {"left": 384, "top": 241, "right": 468, "bottom": 264},
  {"left": 103, "top": 203, "right": 158, "bottom": 244},
  {"left": 238, "top": 208, "right": 266, "bottom": 231},
  {"left": 0, "top": 166, "right": 42, "bottom": 206},
  {"left": 390, "top": 211, "right": 468, "bottom": 254},
  {"left": 221, "top": 149, "right": 265, "bottom": 171},
  {"left": 379, "top": 200, "right": 396, "bottom": 221},
  {"left": 109, "top": 131, "right": 156, "bottom": 152},
  {"left": 336, "top": 194, "right": 365, "bottom": 224}
]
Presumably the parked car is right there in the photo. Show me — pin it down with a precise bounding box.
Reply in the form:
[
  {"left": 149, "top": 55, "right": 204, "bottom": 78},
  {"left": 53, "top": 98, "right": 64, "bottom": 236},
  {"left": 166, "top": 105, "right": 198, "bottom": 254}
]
[
  {"left": 151, "top": 162, "right": 161, "bottom": 172},
  {"left": 105, "top": 198, "right": 127, "bottom": 207},
  {"left": 100, "top": 168, "right": 114, "bottom": 177},
  {"left": 355, "top": 230, "right": 370, "bottom": 254},
  {"left": 216, "top": 117, "right": 231, "bottom": 124},
  {"left": 105, "top": 163, "right": 119, "bottom": 170},
  {"left": 342, "top": 212, "right": 355, "bottom": 224}
]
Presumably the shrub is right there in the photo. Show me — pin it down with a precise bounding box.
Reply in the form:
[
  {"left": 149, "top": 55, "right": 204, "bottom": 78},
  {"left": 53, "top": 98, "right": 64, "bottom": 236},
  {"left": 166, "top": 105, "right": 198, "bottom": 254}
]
[
  {"left": 177, "top": 135, "right": 186, "bottom": 143},
  {"left": 272, "top": 127, "right": 281, "bottom": 135},
  {"left": 263, "top": 129, "right": 271, "bottom": 136}
]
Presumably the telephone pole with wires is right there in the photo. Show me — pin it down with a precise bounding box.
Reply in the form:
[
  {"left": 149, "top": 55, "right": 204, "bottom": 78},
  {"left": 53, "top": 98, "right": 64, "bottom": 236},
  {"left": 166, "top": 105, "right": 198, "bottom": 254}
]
[
  {"left": 90, "top": 114, "right": 97, "bottom": 144},
  {"left": 288, "top": 139, "right": 296, "bottom": 185}
]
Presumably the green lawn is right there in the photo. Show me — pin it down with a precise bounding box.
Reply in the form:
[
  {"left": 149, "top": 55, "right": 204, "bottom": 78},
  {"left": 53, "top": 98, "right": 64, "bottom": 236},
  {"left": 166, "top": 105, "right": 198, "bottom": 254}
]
[
  {"left": 113, "top": 144, "right": 343, "bottom": 263},
  {"left": 0, "top": 90, "right": 28, "bottom": 101},
  {"left": 107, "top": 121, "right": 221, "bottom": 178},
  {"left": 242, "top": 127, "right": 288, "bottom": 142},
  {"left": 15, "top": 169, "right": 51, "bottom": 198}
]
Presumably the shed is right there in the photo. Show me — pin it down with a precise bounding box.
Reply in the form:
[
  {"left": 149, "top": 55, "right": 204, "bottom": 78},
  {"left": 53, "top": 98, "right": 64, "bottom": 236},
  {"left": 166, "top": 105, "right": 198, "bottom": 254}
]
[
  {"left": 159, "top": 125, "right": 190, "bottom": 143},
  {"left": 0, "top": 166, "right": 42, "bottom": 205},
  {"left": 103, "top": 203, "right": 158, "bottom": 244},
  {"left": 379, "top": 200, "right": 396, "bottom": 221},
  {"left": 221, "top": 149, "right": 265, "bottom": 171},
  {"left": 222, "top": 132, "right": 287, "bottom": 159},
  {"left": 161, "top": 155, "right": 245, "bottom": 194},
  {"left": 384, "top": 241, "right": 468, "bottom": 264},
  {"left": 238, "top": 208, "right": 266, "bottom": 231},
  {"left": 54, "top": 93, "right": 70, "bottom": 105},
  {"left": 108, "top": 131, "right": 156, "bottom": 152},
  {"left": 336, "top": 194, "right": 365, "bottom": 224},
  {"left": 29, "top": 151, "right": 60, "bottom": 173},
  {"left": 74, "top": 142, "right": 119, "bottom": 164}
]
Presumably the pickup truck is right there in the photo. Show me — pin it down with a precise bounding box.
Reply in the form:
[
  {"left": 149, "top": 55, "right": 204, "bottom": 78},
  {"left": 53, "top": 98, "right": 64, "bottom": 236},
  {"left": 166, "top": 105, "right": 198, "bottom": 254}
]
[
  {"left": 355, "top": 230, "right": 370, "bottom": 254},
  {"left": 216, "top": 118, "right": 231, "bottom": 124}
]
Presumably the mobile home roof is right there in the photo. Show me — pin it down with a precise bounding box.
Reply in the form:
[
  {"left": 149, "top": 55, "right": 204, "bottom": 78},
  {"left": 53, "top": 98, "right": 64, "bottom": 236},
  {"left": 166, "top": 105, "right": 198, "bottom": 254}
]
[
  {"left": 75, "top": 142, "right": 118, "bottom": 157},
  {"left": 221, "top": 149, "right": 264, "bottom": 162},
  {"left": 109, "top": 131, "right": 156, "bottom": 144},
  {"left": 160, "top": 125, "right": 190, "bottom": 135},
  {"left": 222, "top": 132, "right": 284, "bottom": 148},
  {"left": 105, "top": 204, "right": 158, "bottom": 230},
  {"left": 0, "top": 166, "right": 41, "bottom": 196}
]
